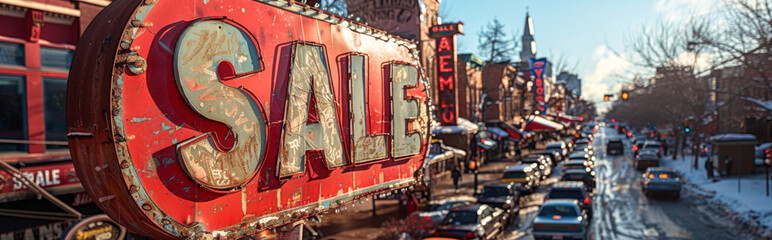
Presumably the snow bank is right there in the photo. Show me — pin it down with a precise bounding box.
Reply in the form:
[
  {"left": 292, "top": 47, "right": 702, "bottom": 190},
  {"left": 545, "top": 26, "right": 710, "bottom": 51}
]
[
  {"left": 663, "top": 156, "right": 772, "bottom": 238},
  {"left": 709, "top": 133, "right": 757, "bottom": 142}
]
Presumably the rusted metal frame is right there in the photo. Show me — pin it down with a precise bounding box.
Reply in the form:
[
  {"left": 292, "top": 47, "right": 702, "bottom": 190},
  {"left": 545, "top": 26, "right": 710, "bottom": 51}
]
[
  {"left": 343, "top": 52, "right": 390, "bottom": 165},
  {"left": 0, "top": 160, "right": 81, "bottom": 219},
  {"left": 0, "top": 207, "right": 79, "bottom": 221}
]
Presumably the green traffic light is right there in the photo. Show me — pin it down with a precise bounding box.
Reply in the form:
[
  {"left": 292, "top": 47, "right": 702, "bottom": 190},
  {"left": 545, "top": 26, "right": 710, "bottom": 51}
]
[{"left": 685, "top": 127, "right": 691, "bottom": 133}]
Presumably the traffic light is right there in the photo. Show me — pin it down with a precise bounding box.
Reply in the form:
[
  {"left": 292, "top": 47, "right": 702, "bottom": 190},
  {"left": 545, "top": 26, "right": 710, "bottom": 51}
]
[
  {"left": 684, "top": 127, "right": 691, "bottom": 133},
  {"left": 603, "top": 95, "right": 611, "bottom": 101},
  {"left": 621, "top": 91, "right": 629, "bottom": 101}
]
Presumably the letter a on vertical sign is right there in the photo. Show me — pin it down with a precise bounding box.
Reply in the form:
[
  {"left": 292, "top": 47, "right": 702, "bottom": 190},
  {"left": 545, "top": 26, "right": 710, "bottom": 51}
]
[
  {"left": 65, "top": 0, "right": 431, "bottom": 239},
  {"left": 429, "top": 22, "right": 464, "bottom": 126}
]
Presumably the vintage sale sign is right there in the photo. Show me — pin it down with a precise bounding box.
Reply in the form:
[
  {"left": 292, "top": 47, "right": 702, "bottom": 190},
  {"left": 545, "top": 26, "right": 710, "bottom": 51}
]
[{"left": 65, "top": 0, "right": 431, "bottom": 239}]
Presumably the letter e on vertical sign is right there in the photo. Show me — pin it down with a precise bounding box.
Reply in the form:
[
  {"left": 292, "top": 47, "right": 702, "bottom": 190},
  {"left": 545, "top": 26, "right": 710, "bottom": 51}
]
[{"left": 430, "top": 22, "right": 464, "bottom": 126}]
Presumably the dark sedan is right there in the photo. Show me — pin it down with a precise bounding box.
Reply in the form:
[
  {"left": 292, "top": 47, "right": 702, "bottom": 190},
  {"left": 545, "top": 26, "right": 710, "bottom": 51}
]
[
  {"left": 434, "top": 204, "right": 506, "bottom": 240},
  {"left": 476, "top": 183, "right": 520, "bottom": 225}
]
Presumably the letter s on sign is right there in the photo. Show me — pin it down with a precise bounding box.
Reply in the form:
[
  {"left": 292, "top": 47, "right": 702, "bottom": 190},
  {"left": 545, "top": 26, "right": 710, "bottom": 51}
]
[{"left": 173, "top": 18, "right": 267, "bottom": 192}]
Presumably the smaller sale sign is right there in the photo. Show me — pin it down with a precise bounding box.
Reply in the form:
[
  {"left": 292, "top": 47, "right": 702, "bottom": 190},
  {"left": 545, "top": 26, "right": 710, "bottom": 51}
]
[
  {"left": 430, "top": 23, "right": 463, "bottom": 126},
  {"left": 530, "top": 58, "right": 548, "bottom": 114}
]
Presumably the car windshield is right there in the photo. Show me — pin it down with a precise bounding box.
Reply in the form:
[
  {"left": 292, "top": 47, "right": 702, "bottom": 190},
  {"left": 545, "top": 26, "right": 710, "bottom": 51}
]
[
  {"left": 549, "top": 189, "right": 584, "bottom": 199},
  {"left": 503, "top": 171, "right": 527, "bottom": 179},
  {"left": 429, "top": 202, "right": 464, "bottom": 211},
  {"left": 538, "top": 205, "right": 579, "bottom": 217},
  {"left": 480, "top": 187, "right": 509, "bottom": 197},
  {"left": 443, "top": 210, "right": 478, "bottom": 225}
]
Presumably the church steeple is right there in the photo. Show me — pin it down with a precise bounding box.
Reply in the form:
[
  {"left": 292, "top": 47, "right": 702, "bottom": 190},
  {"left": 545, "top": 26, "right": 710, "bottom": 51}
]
[{"left": 520, "top": 11, "right": 536, "bottom": 61}]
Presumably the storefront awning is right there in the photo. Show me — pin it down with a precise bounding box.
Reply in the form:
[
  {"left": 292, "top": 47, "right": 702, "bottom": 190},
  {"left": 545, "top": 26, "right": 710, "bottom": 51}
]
[
  {"left": 525, "top": 115, "right": 564, "bottom": 132},
  {"left": 487, "top": 127, "right": 509, "bottom": 140},
  {"left": 556, "top": 114, "right": 583, "bottom": 123},
  {"left": 431, "top": 118, "right": 478, "bottom": 135}
]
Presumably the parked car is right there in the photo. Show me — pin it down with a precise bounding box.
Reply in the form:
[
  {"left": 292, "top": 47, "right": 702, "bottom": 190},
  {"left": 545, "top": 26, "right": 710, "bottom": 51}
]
[
  {"left": 476, "top": 183, "right": 521, "bottom": 225},
  {"left": 607, "top": 138, "right": 624, "bottom": 155},
  {"left": 634, "top": 151, "right": 660, "bottom": 171},
  {"left": 641, "top": 167, "right": 682, "bottom": 198},
  {"left": 561, "top": 168, "right": 596, "bottom": 192},
  {"left": 544, "top": 181, "right": 593, "bottom": 218},
  {"left": 411, "top": 196, "right": 476, "bottom": 229},
  {"left": 434, "top": 204, "right": 506, "bottom": 240},
  {"left": 501, "top": 164, "right": 541, "bottom": 194},
  {"left": 532, "top": 199, "right": 589, "bottom": 240},
  {"left": 521, "top": 155, "right": 553, "bottom": 179},
  {"left": 546, "top": 142, "right": 569, "bottom": 160}
]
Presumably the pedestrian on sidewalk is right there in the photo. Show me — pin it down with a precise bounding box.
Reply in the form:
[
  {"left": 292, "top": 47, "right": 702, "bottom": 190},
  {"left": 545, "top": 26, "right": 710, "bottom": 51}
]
[
  {"left": 705, "top": 157, "right": 714, "bottom": 179},
  {"left": 451, "top": 166, "right": 462, "bottom": 193},
  {"left": 724, "top": 155, "right": 733, "bottom": 177}
]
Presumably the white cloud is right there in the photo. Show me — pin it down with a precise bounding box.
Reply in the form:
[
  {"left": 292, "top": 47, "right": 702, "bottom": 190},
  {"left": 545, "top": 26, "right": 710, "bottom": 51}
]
[
  {"left": 654, "top": 0, "right": 722, "bottom": 23},
  {"left": 582, "top": 46, "right": 633, "bottom": 113}
]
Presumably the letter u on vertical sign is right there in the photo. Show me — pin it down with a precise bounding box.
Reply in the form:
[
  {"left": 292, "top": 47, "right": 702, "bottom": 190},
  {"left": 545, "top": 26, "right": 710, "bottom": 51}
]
[
  {"left": 390, "top": 63, "right": 422, "bottom": 158},
  {"left": 277, "top": 42, "right": 346, "bottom": 177},
  {"left": 174, "top": 18, "right": 267, "bottom": 191},
  {"left": 349, "top": 55, "right": 388, "bottom": 163}
]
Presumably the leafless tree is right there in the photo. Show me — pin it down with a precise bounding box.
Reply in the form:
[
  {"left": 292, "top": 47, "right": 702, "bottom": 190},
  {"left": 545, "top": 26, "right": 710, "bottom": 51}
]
[{"left": 478, "top": 18, "right": 515, "bottom": 63}]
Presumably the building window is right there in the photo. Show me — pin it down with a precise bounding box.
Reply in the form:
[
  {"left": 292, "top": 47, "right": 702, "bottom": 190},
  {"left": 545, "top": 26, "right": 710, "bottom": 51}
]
[
  {"left": 0, "top": 74, "right": 26, "bottom": 152},
  {"left": 43, "top": 77, "right": 67, "bottom": 149},
  {"left": 40, "top": 47, "right": 74, "bottom": 69},
  {"left": 0, "top": 41, "right": 24, "bottom": 66}
]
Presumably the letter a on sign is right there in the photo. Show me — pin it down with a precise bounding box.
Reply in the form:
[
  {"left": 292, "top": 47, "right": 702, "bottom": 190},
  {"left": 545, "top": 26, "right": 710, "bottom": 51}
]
[{"left": 278, "top": 43, "right": 346, "bottom": 177}]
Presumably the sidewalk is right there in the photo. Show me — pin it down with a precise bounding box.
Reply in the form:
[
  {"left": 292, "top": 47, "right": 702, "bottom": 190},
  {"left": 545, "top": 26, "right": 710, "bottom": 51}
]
[{"left": 662, "top": 155, "right": 772, "bottom": 238}]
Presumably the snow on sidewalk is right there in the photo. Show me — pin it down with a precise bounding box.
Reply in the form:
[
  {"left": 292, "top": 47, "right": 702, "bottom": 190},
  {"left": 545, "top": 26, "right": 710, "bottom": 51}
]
[{"left": 662, "top": 155, "right": 772, "bottom": 236}]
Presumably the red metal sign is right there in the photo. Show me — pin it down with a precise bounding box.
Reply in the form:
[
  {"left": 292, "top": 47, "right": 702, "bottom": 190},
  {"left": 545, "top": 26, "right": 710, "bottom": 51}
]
[
  {"left": 66, "top": 0, "right": 431, "bottom": 239},
  {"left": 430, "top": 22, "right": 463, "bottom": 126},
  {"left": 0, "top": 161, "right": 82, "bottom": 203}
]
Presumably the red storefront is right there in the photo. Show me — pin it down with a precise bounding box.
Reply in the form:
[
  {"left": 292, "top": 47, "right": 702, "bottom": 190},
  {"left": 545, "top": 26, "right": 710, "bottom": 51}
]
[{"left": 0, "top": 0, "right": 109, "bottom": 238}]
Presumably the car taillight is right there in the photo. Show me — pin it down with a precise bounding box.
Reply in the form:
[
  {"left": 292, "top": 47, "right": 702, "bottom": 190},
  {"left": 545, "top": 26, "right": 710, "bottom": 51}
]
[
  {"left": 660, "top": 147, "right": 663, "bottom": 152},
  {"left": 466, "top": 231, "right": 475, "bottom": 238},
  {"left": 427, "top": 216, "right": 432, "bottom": 221},
  {"left": 633, "top": 146, "right": 638, "bottom": 151},
  {"left": 481, "top": 138, "right": 486, "bottom": 144},
  {"left": 583, "top": 197, "right": 590, "bottom": 204},
  {"left": 660, "top": 174, "right": 668, "bottom": 179},
  {"left": 563, "top": 166, "right": 567, "bottom": 171},
  {"left": 648, "top": 174, "right": 654, "bottom": 179},
  {"left": 553, "top": 215, "right": 561, "bottom": 219},
  {"left": 481, "top": 149, "right": 485, "bottom": 153}
]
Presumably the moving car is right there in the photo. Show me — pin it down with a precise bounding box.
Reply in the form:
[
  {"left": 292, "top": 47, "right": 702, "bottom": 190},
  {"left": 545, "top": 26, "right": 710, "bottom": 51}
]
[
  {"left": 562, "top": 160, "right": 592, "bottom": 173},
  {"left": 476, "top": 183, "right": 521, "bottom": 225},
  {"left": 634, "top": 151, "right": 660, "bottom": 171},
  {"left": 635, "top": 141, "right": 662, "bottom": 158},
  {"left": 546, "top": 142, "right": 569, "bottom": 161},
  {"left": 544, "top": 181, "right": 592, "bottom": 218},
  {"left": 501, "top": 164, "right": 541, "bottom": 194},
  {"left": 411, "top": 196, "right": 476, "bottom": 229},
  {"left": 572, "top": 142, "right": 593, "bottom": 156},
  {"left": 607, "top": 138, "right": 624, "bottom": 155},
  {"left": 521, "top": 155, "right": 553, "bottom": 179},
  {"left": 434, "top": 204, "right": 506, "bottom": 240},
  {"left": 567, "top": 152, "right": 595, "bottom": 167},
  {"left": 532, "top": 200, "right": 589, "bottom": 240},
  {"left": 561, "top": 168, "right": 596, "bottom": 192},
  {"left": 527, "top": 152, "right": 559, "bottom": 166},
  {"left": 641, "top": 167, "right": 682, "bottom": 198}
]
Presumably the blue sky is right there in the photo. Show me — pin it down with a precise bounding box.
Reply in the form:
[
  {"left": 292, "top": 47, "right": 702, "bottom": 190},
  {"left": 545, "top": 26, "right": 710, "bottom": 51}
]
[{"left": 441, "top": 0, "right": 718, "bottom": 112}]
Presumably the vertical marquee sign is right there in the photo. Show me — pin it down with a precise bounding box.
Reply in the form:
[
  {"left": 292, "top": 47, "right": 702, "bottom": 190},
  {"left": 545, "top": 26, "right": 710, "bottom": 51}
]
[
  {"left": 530, "top": 58, "right": 548, "bottom": 114},
  {"left": 65, "top": 0, "right": 431, "bottom": 239},
  {"left": 429, "top": 22, "right": 463, "bottom": 126}
]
